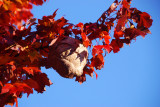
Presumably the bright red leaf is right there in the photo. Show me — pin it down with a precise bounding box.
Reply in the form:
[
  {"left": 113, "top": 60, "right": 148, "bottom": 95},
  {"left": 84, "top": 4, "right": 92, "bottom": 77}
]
[{"left": 81, "top": 32, "right": 90, "bottom": 47}]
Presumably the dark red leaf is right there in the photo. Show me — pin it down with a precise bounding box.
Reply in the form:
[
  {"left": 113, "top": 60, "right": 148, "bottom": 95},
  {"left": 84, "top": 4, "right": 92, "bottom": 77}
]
[
  {"left": 110, "top": 39, "right": 123, "bottom": 53},
  {"left": 75, "top": 74, "right": 86, "bottom": 84},
  {"left": 138, "top": 12, "right": 153, "bottom": 28},
  {"left": 91, "top": 54, "right": 104, "bottom": 70},
  {"left": 116, "top": 15, "right": 127, "bottom": 32},
  {"left": 31, "top": 73, "right": 52, "bottom": 93},
  {"left": 125, "top": 28, "right": 146, "bottom": 39},
  {"left": 24, "top": 79, "right": 40, "bottom": 91}
]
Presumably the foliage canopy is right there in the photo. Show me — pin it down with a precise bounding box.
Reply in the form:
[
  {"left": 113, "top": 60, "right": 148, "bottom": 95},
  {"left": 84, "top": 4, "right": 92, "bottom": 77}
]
[{"left": 0, "top": 0, "right": 152, "bottom": 106}]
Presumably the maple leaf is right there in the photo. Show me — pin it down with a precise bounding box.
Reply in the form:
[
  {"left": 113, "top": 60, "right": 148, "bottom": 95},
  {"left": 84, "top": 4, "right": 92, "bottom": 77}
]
[
  {"left": 87, "top": 64, "right": 98, "bottom": 79},
  {"left": 138, "top": 12, "right": 153, "bottom": 28},
  {"left": 24, "top": 79, "right": 40, "bottom": 91},
  {"left": 76, "top": 22, "right": 84, "bottom": 32},
  {"left": 110, "top": 39, "right": 123, "bottom": 53},
  {"left": 91, "top": 54, "right": 104, "bottom": 70},
  {"left": 0, "top": 54, "right": 11, "bottom": 65},
  {"left": 116, "top": 15, "right": 127, "bottom": 32},
  {"left": 92, "top": 45, "right": 112, "bottom": 57},
  {"left": 72, "top": 29, "right": 81, "bottom": 35},
  {"left": 114, "top": 30, "right": 124, "bottom": 39},
  {"left": 1, "top": 84, "right": 13, "bottom": 94},
  {"left": 83, "top": 67, "right": 94, "bottom": 78},
  {"left": 125, "top": 28, "right": 146, "bottom": 39},
  {"left": 122, "top": 0, "right": 130, "bottom": 9},
  {"left": 31, "top": 73, "right": 52, "bottom": 93},
  {"left": 28, "top": 50, "right": 42, "bottom": 63},
  {"left": 100, "top": 31, "right": 111, "bottom": 44},
  {"left": 75, "top": 74, "right": 86, "bottom": 84},
  {"left": 92, "top": 45, "right": 103, "bottom": 57},
  {"left": 81, "top": 32, "right": 90, "bottom": 47},
  {"left": 22, "top": 67, "right": 41, "bottom": 75},
  {"left": 11, "top": 83, "right": 33, "bottom": 97},
  {"left": 1, "top": 83, "right": 33, "bottom": 97}
]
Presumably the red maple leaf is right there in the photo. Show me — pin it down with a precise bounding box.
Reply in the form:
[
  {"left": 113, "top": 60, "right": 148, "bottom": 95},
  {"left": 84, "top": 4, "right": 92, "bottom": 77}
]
[
  {"left": 81, "top": 32, "right": 90, "bottom": 47},
  {"left": 110, "top": 39, "right": 123, "bottom": 53},
  {"left": 114, "top": 30, "right": 124, "bottom": 39},
  {"left": 75, "top": 74, "right": 86, "bottom": 84},
  {"left": 92, "top": 45, "right": 112, "bottom": 57},
  {"left": 22, "top": 67, "right": 41, "bottom": 75},
  {"left": 100, "top": 31, "right": 111, "bottom": 44},
  {"left": 138, "top": 12, "right": 153, "bottom": 28},
  {"left": 91, "top": 54, "right": 104, "bottom": 70},
  {"left": 116, "top": 15, "right": 127, "bottom": 32}
]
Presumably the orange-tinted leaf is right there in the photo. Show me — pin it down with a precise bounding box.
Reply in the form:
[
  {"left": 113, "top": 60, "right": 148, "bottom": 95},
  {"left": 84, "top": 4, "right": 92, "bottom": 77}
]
[
  {"left": 1, "top": 84, "right": 14, "bottom": 94},
  {"left": 100, "top": 31, "right": 111, "bottom": 44},
  {"left": 23, "top": 67, "right": 41, "bottom": 75},
  {"left": 81, "top": 33, "right": 90, "bottom": 47},
  {"left": 92, "top": 45, "right": 103, "bottom": 57},
  {"left": 59, "top": 29, "right": 64, "bottom": 36},
  {"left": 76, "top": 22, "right": 84, "bottom": 32},
  {"left": 28, "top": 50, "right": 42, "bottom": 63},
  {"left": 94, "top": 70, "right": 98, "bottom": 80},
  {"left": 103, "top": 45, "right": 112, "bottom": 53},
  {"left": 1, "top": 83, "right": 33, "bottom": 97},
  {"left": 122, "top": 0, "right": 130, "bottom": 9},
  {"left": 11, "top": 83, "right": 33, "bottom": 97},
  {"left": 114, "top": 30, "right": 124, "bottom": 39},
  {"left": 7, "top": 61, "right": 16, "bottom": 71}
]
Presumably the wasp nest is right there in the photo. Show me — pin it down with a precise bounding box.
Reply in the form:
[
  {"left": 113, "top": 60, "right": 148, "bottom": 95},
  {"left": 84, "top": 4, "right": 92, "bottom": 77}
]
[{"left": 48, "top": 37, "right": 88, "bottom": 78}]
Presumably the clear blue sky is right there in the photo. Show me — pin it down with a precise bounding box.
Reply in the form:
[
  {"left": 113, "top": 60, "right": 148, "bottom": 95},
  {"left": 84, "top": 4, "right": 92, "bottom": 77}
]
[{"left": 7, "top": 0, "right": 160, "bottom": 107}]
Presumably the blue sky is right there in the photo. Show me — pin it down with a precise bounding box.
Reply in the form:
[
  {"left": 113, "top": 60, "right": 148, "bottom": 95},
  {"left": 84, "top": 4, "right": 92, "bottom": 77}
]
[{"left": 7, "top": 0, "right": 160, "bottom": 107}]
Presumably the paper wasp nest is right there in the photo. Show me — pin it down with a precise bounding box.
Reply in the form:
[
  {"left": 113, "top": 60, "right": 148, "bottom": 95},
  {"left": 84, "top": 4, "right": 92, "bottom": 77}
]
[{"left": 48, "top": 37, "right": 88, "bottom": 78}]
